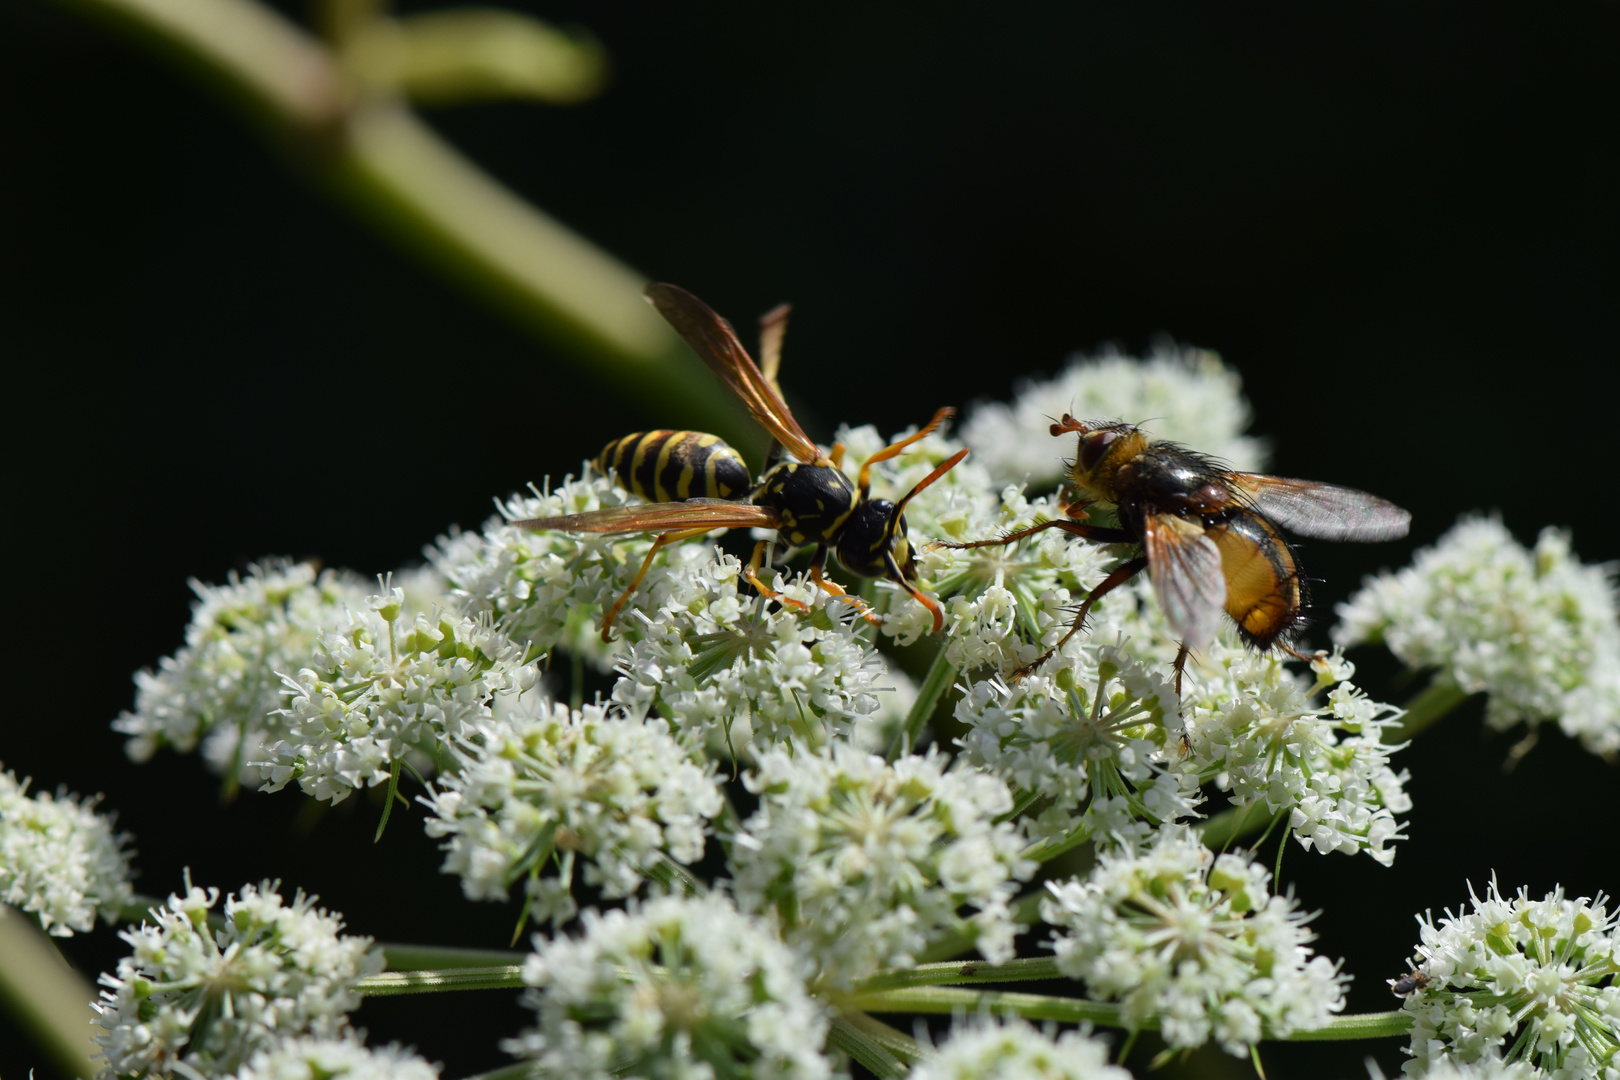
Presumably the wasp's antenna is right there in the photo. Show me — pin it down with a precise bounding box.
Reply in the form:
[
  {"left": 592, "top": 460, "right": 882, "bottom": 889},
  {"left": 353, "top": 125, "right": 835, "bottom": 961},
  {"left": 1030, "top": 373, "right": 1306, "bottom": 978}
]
[
  {"left": 894, "top": 448, "right": 969, "bottom": 521},
  {"left": 857, "top": 406, "right": 956, "bottom": 498}
]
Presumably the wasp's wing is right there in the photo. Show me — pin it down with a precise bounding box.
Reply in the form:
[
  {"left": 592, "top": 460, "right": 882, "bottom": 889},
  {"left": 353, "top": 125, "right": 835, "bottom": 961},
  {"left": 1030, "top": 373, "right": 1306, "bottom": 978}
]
[
  {"left": 646, "top": 283, "right": 823, "bottom": 464},
  {"left": 513, "top": 500, "right": 782, "bottom": 535},
  {"left": 1228, "top": 473, "right": 1411, "bottom": 542},
  {"left": 1143, "top": 512, "right": 1227, "bottom": 651}
]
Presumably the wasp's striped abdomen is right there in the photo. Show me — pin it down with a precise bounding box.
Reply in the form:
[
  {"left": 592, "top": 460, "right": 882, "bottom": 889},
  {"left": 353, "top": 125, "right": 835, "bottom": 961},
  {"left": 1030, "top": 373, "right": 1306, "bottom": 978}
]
[{"left": 596, "top": 430, "right": 752, "bottom": 503}]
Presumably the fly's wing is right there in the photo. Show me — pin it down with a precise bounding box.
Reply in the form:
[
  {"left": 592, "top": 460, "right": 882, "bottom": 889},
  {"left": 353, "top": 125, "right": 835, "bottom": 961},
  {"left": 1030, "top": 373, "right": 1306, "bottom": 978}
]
[
  {"left": 1143, "top": 512, "right": 1227, "bottom": 651},
  {"left": 1228, "top": 474, "right": 1411, "bottom": 542},
  {"left": 513, "top": 500, "right": 782, "bottom": 535},
  {"left": 646, "top": 283, "right": 824, "bottom": 465}
]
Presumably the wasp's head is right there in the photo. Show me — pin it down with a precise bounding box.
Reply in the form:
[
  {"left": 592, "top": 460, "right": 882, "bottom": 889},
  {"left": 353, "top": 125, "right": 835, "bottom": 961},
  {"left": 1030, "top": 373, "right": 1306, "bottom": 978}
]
[
  {"left": 834, "top": 499, "right": 913, "bottom": 581},
  {"left": 1052, "top": 415, "right": 1151, "bottom": 501}
]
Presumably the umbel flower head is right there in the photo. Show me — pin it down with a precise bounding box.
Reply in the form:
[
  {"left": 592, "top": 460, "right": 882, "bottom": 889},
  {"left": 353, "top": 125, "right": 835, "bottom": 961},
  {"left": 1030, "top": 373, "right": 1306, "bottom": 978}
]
[
  {"left": 1042, "top": 827, "right": 1347, "bottom": 1057},
  {"left": 113, "top": 560, "right": 372, "bottom": 785},
  {"left": 907, "top": 1014, "right": 1130, "bottom": 1080},
  {"left": 261, "top": 581, "right": 538, "bottom": 803},
  {"left": 729, "top": 742, "right": 1036, "bottom": 989},
  {"left": 1397, "top": 879, "right": 1619, "bottom": 1078},
  {"left": 954, "top": 643, "right": 1200, "bottom": 854},
  {"left": 1180, "top": 646, "right": 1412, "bottom": 866},
  {"left": 505, "top": 892, "right": 834, "bottom": 1080},
  {"left": 1336, "top": 516, "right": 1620, "bottom": 759},
  {"left": 421, "top": 693, "right": 723, "bottom": 927},
  {"left": 611, "top": 551, "right": 894, "bottom": 755},
  {"left": 235, "top": 1035, "right": 440, "bottom": 1080},
  {"left": 0, "top": 770, "right": 134, "bottom": 936},
  {"left": 93, "top": 876, "right": 382, "bottom": 1080},
  {"left": 430, "top": 473, "right": 718, "bottom": 666}
]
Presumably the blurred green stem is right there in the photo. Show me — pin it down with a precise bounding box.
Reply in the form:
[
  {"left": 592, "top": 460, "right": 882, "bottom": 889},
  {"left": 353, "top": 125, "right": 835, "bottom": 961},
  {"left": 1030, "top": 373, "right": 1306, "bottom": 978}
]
[
  {"left": 846, "top": 984, "right": 1412, "bottom": 1042},
  {"left": 45, "top": 0, "right": 744, "bottom": 442},
  {"left": 1382, "top": 677, "right": 1469, "bottom": 745},
  {"left": 0, "top": 909, "right": 100, "bottom": 1079}
]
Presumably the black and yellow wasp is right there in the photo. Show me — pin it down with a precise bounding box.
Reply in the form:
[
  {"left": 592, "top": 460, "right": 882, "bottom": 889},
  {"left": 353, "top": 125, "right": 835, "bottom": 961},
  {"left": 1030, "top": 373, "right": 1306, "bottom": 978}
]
[{"left": 515, "top": 283, "right": 968, "bottom": 639}]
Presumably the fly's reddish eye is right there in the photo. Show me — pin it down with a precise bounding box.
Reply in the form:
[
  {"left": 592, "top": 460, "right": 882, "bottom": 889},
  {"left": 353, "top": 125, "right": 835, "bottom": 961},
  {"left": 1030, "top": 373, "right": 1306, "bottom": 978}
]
[{"left": 1079, "top": 430, "right": 1119, "bottom": 471}]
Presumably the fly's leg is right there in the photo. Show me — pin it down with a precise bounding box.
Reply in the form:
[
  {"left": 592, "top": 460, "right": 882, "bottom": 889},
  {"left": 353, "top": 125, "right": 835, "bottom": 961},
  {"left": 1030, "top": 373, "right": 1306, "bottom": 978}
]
[
  {"left": 937, "top": 519, "right": 1132, "bottom": 552},
  {"left": 1015, "top": 555, "right": 1149, "bottom": 677}
]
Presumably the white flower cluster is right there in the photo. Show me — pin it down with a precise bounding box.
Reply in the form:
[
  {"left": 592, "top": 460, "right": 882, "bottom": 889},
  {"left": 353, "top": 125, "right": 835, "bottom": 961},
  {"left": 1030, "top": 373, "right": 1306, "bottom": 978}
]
[
  {"left": 430, "top": 473, "right": 716, "bottom": 666},
  {"left": 93, "top": 877, "right": 382, "bottom": 1079},
  {"left": 1182, "top": 645, "right": 1412, "bottom": 865},
  {"left": 918, "top": 487, "right": 1123, "bottom": 672},
  {"left": 114, "top": 560, "right": 371, "bottom": 784},
  {"left": 908, "top": 1015, "right": 1129, "bottom": 1080},
  {"left": 954, "top": 645, "right": 1200, "bottom": 854},
  {"left": 421, "top": 694, "right": 723, "bottom": 926},
  {"left": 262, "top": 585, "right": 537, "bottom": 803},
  {"left": 731, "top": 742, "right": 1036, "bottom": 988},
  {"left": 1398, "top": 879, "right": 1619, "bottom": 1079},
  {"left": 1336, "top": 517, "right": 1620, "bottom": 758},
  {"left": 1379, "top": 1062, "right": 1545, "bottom": 1080},
  {"left": 507, "top": 893, "right": 833, "bottom": 1080},
  {"left": 0, "top": 771, "right": 134, "bottom": 936},
  {"left": 611, "top": 551, "right": 892, "bottom": 754},
  {"left": 959, "top": 342, "right": 1266, "bottom": 487},
  {"left": 235, "top": 1036, "right": 440, "bottom": 1080},
  {"left": 1043, "top": 828, "right": 1347, "bottom": 1056}
]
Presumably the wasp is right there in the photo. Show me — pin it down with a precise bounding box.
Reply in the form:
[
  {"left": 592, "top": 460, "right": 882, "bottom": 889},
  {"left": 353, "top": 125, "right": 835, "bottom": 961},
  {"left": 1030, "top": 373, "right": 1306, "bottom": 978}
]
[
  {"left": 945, "top": 414, "right": 1410, "bottom": 682},
  {"left": 515, "top": 283, "right": 968, "bottom": 640}
]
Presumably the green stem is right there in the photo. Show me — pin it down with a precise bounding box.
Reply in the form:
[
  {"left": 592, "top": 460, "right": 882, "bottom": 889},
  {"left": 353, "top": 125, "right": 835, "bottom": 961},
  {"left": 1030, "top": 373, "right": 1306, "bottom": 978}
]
[
  {"left": 1199, "top": 800, "right": 1266, "bottom": 851},
  {"left": 379, "top": 942, "right": 527, "bottom": 969},
  {"left": 888, "top": 646, "right": 958, "bottom": 758},
  {"left": 0, "top": 908, "right": 101, "bottom": 1080},
  {"left": 46, "top": 0, "right": 744, "bottom": 442},
  {"left": 1384, "top": 677, "right": 1471, "bottom": 744},
  {"left": 356, "top": 965, "right": 526, "bottom": 996},
  {"left": 846, "top": 985, "right": 1414, "bottom": 1042},
  {"left": 856, "top": 956, "right": 1061, "bottom": 993},
  {"left": 828, "top": 1013, "right": 912, "bottom": 1078},
  {"left": 374, "top": 757, "right": 403, "bottom": 841}
]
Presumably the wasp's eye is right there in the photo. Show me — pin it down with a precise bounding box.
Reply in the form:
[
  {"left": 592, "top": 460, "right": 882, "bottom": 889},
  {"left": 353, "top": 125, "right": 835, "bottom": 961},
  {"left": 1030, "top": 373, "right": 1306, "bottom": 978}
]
[{"left": 1079, "top": 431, "right": 1119, "bottom": 472}]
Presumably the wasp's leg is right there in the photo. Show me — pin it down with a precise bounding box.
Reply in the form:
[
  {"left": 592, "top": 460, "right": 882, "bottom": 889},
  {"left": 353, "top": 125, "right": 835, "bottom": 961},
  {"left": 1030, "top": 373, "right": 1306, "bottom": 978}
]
[
  {"left": 829, "top": 442, "right": 847, "bottom": 470},
  {"left": 807, "top": 552, "right": 882, "bottom": 626},
  {"left": 602, "top": 526, "right": 716, "bottom": 641},
  {"left": 939, "top": 519, "right": 1133, "bottom": 552},
  {"left": 1015, "top": 555, "right": 1149, "bottom": 677},
  {"left": 882, "top": 550, "right": 945, "bottom": 633},
  {"left": 744, "top": 539, "right": 812, "bottom": 615}
]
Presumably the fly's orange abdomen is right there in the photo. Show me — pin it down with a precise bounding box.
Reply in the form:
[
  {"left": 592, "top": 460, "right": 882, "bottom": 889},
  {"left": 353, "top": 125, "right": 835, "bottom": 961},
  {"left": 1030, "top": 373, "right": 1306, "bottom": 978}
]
[{"left": 1206, "top": 510, "right": 1303, "bottom": 648}]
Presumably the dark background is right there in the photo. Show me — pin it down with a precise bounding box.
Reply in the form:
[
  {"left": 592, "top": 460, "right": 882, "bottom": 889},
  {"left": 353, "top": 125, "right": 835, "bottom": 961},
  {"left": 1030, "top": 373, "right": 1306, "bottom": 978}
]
[{"left": 3, "top": 2, "right": 1617, "bottom": 1077}]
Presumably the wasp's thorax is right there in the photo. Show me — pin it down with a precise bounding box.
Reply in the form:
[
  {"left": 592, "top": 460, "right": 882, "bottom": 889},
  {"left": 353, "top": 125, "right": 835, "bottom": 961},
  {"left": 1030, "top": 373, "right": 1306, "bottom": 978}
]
[{"left": 753, "top": 461, "right": 859, "bottom": 548}]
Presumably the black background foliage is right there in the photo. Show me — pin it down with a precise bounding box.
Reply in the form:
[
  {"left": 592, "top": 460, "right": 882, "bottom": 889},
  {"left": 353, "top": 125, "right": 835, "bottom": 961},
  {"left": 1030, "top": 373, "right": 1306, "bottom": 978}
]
[{"left": 3, "top": 2, "right": 1618, "bottom": 1077}]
